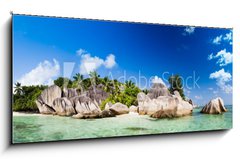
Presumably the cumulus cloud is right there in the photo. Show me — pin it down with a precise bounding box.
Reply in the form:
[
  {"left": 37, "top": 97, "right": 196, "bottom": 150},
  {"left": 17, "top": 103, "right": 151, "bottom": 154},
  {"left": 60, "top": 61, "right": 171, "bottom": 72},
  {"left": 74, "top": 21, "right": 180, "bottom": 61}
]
[
  {"left": 208, "top": 49, "right": 232, "bottom": 66},
  {"left": 209, "top": 68, "right": 232, "bottom": 94},
  {"left": 78, "top": 49, "right": 117, "bottom": 75},
  {"left": 183, "top": 26, "right": 195, "bottom": 35},
  {"left": 17, "top": 59, "right": 60, "bottom": 86},
  {"left": 76, "top": 48, "right": 87, "bottom": 56},
  {"left": 104, "top": 54, "right": 116, "bottom": 68},
  {"left": 152, "top": 76, "right": 166, "bottom": 86},
  {"left": 212, "top": 31, "right": 232, "bottom": 45}
]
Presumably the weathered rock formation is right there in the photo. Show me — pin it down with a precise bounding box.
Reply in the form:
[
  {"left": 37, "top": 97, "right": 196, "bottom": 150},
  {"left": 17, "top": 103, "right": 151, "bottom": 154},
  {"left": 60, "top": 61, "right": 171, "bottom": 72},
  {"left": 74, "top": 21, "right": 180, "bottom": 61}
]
[
  {"left": 101, "top": 109, "right": 116, "bottom": 118},
  {"left": 86, "top": 84, "right": 109, "bottom": 105},
  {"left": 36, "top": 85, "right": 103, "bottom": 118},
  {"left": 109, "top": 102, "right": 129, "bottom": 115},
  {"left": 129, "top": 105, "right": 138, "bottom": 113},
  {"left": 187, "top": 99, "right": 198, "bottom": 108},
  {"left": 71, "top": 95, "right": 101, "bottom": 114},
  {"left": 137, "top": 85, "right": 193, "bottom": 118},
  {"left": 147, "top": 83, "right": 170, "bottom": 99},
  {"left": 63, "top": 87, "right": 78, "bottom": 98},
  {"left": 36, "top": 85, "right": 62, "bottom": 114},
  {"left": 200, "top": 97, "right": 227, "bottom": 114},
  {"left": 52, "top": 97, "right": 76, "bottom": 116}
]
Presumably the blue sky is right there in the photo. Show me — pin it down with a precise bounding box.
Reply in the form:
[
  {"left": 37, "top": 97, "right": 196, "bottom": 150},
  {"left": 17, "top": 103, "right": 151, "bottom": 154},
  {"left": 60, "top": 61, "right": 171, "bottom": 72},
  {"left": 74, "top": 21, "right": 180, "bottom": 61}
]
[{"left": 13, "top": 15, "right": 233, "bottom": 105}]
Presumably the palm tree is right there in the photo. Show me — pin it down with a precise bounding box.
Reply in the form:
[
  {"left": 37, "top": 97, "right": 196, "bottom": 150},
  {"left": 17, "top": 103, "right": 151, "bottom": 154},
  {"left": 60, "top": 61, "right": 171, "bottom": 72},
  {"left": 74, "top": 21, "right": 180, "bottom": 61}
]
[
  {"left": 89, "top": 71, "right": 100, "bottom": 86},
  {"left": 73, "top": 73, "right": 84, "bottom": 93},
  {"left": 102, "top": 76, "right": 112, "bottom": 93},
  {"left": 73, "top": 73, "right": 83, "bottom": 82},
  {"left": 113, "top": 79, "right": 121, "bottom": 95},
  {"left": 14, "top": 82, "right": 22, "bottom": 95},
  {"left": 125, "top": 80, "right": 135, "bottom": 88},
  {"left": 142, "top": 89, "right": 149, "bottom": 95}
]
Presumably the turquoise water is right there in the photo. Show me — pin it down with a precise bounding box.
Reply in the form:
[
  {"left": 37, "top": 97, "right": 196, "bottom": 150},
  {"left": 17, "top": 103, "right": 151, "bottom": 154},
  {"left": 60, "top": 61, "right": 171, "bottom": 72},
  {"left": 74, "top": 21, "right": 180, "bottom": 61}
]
[{"left": 12, "top": 106, "right": 232, "bottom": 143}]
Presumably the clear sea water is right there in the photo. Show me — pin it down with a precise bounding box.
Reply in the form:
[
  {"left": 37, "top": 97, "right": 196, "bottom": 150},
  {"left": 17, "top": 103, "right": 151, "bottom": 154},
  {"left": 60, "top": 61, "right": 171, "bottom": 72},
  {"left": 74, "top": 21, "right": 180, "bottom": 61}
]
[{"left": 12, "top": 106, "right": 232, "bottom": 143}]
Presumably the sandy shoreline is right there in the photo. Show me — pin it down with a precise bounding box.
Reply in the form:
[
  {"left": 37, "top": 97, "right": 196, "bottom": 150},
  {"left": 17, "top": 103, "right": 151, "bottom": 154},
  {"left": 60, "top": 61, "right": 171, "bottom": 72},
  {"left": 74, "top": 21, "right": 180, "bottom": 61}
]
[
  {"left": 13, "top": 112, "right": 51, "bottom": 116},
  {"left": 12, "top": 111, "right": 141, "bottom": 117}
]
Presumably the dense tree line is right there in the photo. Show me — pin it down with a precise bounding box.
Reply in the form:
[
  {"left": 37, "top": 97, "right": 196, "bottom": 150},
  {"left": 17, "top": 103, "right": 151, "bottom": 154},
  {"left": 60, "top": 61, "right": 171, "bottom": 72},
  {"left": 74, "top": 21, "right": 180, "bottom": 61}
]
[{"left": 13, "top": 83, "right": 47, "bottom": 112}]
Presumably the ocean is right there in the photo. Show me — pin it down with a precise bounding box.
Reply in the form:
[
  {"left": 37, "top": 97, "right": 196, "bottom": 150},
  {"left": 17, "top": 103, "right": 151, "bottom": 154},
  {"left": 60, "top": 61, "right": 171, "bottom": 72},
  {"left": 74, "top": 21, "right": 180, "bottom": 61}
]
[{"left": 12, "top": 106, "right": 232, "bottom": 143}]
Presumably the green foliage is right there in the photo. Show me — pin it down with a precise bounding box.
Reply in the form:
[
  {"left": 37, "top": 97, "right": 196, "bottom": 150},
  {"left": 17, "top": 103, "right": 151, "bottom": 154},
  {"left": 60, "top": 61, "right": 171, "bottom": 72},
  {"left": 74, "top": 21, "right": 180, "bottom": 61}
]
[
  {"left": 89, "top": 71, "right": 100, "bottom": 85},
  {"left": 100, "top": 80, "right": 140, "bottom": 110},
  {"left": 72, "top": 73, "right": 84, "bottom": 93},
  {"left": 168, "top": 74, "right": 185, "bottom": 100},
  {"left": 54, "top": 77, "right": 73, "bottom": 88},
  {"left": 13, "top": 84, "right": 47, "bottom": 112}
]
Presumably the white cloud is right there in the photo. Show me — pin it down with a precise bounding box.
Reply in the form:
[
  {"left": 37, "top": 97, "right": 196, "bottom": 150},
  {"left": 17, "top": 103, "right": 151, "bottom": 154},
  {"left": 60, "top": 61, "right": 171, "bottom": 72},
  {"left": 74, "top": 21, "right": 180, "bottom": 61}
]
[
  {"left": 183, "top": 26, "right": 195, "bottom": 35},
  {"left": 209, "top": 68, "right": 232, "bottom": 94},
  {"left": 152, "top": 76, "right": 166, "bottom": 86},
  {"left": 213, "top": 35, "right": 222, "bottom": 45},
  {"left": 104, "top": 54, "right": 116, "bottom": 68},
  {"left": 78, "top": 50, "right": 117, "bottom": 75},
  {"left": 80, "top": 54, "right": 104, "bottom": 75},
  {"left": 76, "top": 48, "right": 87, "bottom": 56},
  {"left": 223, "top": 32, "right": 232, "bottom": 41},
  {"left": 212, "top": 31, "right": 232, "bottom": 45},
  {"left": 17, "top": 59, "right": 60, "bottom": 86},
  {"left": 208, "top": 49, "right": 232, "bottom": 66},
  {"left": 208, "top": 53, "right": 214, "bottom": 60},
  {"left": 195, "top": 95, "right": 202, "bottom": 100}
]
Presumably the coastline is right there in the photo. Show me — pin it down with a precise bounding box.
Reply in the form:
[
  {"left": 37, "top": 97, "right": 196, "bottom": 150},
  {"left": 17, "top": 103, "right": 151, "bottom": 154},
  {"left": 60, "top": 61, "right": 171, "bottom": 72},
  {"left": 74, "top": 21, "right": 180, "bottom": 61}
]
[{"left": 13, "top": 111, "right": 49, "bottom": 117}]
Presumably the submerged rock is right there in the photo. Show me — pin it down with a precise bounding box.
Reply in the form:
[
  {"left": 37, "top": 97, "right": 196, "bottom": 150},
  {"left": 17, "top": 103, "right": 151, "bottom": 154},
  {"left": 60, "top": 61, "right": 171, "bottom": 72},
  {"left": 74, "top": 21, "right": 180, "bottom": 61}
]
[
  {"left": 151, "top": 107, "right": 177, "bottom": 118},
  {"left": 201, "top": 97, "right": 227, "bottom": 114},
  {"left": 109, "top": 102, "right": 129, "bottom": 115},
  {"left": 52, "top": 97, "right": 76, "bottom": 116},
  {"left": 72, "top": 110, "right": 102, "bottom": 119},
  {"left": 101, "top": 109, "right": 116, "bottom": 118}
]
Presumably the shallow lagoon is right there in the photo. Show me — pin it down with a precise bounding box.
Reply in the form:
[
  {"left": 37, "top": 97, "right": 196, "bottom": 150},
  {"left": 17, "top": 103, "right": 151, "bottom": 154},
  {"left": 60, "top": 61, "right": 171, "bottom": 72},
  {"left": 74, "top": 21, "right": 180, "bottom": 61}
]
[{"left": 12, "top": 106, "right": 232, "bottom": 143}]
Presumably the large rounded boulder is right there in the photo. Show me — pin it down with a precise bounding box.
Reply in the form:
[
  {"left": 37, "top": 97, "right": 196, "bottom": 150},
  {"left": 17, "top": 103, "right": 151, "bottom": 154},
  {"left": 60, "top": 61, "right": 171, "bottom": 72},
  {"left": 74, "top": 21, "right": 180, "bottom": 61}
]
[
  {"left": 109, "top": 102, "right": 129, "bottom": 115},
  {"left": 201, "top": 97, "right": 227, "bottom": 114},
  {"left": 36, "top": 85, "right": 62, "bottom": 114},
  {"left": 39, "top": 85, "right": 62, "bottom": 106},
  {"left": 137, "top": 89, "right": 193, "bottom": 118}
]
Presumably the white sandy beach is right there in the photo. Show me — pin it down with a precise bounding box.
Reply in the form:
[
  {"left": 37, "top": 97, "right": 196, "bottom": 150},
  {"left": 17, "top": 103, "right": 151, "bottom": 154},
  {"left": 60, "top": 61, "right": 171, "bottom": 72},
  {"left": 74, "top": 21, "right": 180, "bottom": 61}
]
[{"left": 13, "top": 111, "right": 51, "bottom": 116}]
